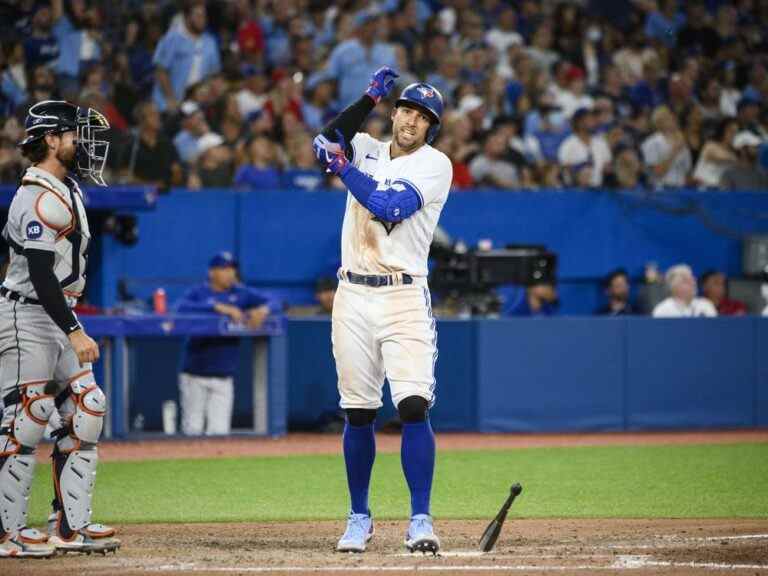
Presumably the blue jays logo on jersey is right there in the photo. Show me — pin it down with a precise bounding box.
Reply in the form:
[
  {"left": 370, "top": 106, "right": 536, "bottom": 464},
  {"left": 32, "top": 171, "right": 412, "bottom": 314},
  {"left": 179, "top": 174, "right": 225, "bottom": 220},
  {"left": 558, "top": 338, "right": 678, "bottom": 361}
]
[
  {"left": 26, "top": 220, "right": 43, "bottom": 240},
  {"left": 417, "top": 86, "right": 435, "bottom": 98}
]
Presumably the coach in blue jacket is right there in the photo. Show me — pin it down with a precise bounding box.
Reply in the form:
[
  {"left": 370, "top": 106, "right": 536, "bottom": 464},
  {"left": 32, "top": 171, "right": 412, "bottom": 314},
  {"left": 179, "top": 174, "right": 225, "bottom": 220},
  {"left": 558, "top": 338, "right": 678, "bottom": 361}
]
[{"left": 175, "top": 252, "right": 270, "bottom": 435}]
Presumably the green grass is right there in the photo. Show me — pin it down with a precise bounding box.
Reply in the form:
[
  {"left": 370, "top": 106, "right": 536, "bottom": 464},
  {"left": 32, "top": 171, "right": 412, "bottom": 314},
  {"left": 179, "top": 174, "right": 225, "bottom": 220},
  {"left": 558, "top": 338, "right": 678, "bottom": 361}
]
[{"left": 27, "top": 442, "right": 768, "bottom": 525}]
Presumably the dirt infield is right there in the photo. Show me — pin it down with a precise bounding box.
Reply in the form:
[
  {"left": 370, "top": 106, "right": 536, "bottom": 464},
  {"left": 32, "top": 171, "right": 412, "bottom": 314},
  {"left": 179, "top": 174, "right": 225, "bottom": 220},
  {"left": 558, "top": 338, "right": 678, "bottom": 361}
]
[
  {"left": 3, "top": 519, "right": 767, "bottom": 575},
  {"left": 10, "top": 430, "right": 766, "bottom": 575},
  {"left": 83, "top": 428, "right": 768, "bottom": 462}
]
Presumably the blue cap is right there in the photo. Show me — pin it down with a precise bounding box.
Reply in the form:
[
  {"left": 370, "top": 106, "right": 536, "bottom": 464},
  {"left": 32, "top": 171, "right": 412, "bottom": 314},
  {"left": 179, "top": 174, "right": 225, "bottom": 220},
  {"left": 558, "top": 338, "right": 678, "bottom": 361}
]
[{"left": 209, "top": 251, "right": 238, "bottom": 269}]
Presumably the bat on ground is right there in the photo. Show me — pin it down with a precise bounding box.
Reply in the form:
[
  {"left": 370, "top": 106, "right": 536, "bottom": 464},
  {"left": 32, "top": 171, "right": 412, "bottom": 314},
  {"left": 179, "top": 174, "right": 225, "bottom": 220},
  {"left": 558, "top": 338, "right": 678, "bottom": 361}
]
[{"left": 479, "top": 483, "right": 523, "bottom": 552}]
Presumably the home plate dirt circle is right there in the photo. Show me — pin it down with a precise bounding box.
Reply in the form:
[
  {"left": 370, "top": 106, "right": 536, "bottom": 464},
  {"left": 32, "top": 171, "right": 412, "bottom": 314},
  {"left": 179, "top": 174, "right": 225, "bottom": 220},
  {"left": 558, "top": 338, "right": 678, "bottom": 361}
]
[{"left": 3, "top": 519, "right": 767, "bottom": 576}]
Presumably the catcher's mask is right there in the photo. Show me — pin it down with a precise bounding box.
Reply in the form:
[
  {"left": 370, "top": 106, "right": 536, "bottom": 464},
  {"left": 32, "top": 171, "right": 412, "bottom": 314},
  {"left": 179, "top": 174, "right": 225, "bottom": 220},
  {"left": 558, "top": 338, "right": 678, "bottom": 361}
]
[{"left": 20, "top": 100, "right": 111, "bottom": 186}]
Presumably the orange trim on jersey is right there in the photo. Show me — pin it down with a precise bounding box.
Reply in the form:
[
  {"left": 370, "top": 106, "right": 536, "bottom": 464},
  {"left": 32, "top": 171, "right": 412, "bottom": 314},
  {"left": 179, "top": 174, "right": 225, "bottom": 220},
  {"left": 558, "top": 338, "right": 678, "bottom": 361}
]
[
  {"left": 0, "top": 435, "right": 21, "bottom": 457},
  {"left": 33, "top": 192, "right": 74, "bottom": 238}
]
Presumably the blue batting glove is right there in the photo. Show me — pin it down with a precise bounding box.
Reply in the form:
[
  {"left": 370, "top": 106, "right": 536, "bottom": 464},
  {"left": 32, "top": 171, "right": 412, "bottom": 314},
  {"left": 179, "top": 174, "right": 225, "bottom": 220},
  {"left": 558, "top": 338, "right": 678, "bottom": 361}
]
[
  {"left": 365, "top": 66, "right": 399, "bottom": 103},
  {"left": 313, "top": 130, "right": 350, "bottom": 176}
]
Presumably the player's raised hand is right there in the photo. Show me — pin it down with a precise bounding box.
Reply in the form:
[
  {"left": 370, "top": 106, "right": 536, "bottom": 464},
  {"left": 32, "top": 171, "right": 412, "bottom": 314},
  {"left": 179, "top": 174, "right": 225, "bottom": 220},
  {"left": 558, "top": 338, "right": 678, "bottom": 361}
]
[
  {"left": 68, "top": 329, "right": 100, "bottom": 366},
  {"left": 365, "top": 66, "right": 399, "bottom": 103},
  {"left": 313, "top": 130, "right": 350, "bottom": 176}
]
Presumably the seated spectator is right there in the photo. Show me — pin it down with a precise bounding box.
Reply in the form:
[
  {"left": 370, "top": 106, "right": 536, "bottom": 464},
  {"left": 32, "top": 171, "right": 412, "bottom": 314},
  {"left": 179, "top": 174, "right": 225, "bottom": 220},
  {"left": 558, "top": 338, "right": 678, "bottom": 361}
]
[
  {"left": 553, "top": 65, "right": 594, "bottom": 120},
  {"left": 1, "top": 42, "right": 28, "bottom": 114},
  {"left": 644, "top": 0, "right": 685, "bottom": 47},
  {"left": 558, "top": 108, "right": 612, "bottom": 186},
  {"left": 699, "top": 270, "right": 747, "bottom": 316},
  {"left": 720, "top": 131, "right": 768, "bottom": 190},
  {"left": 469, "top": 129, "right": 521, "bottom": 189},
  {"left": 736, "top": 96, "right": 767, "bottom": 140},
  {"left": 302, "top": 76, "right": 336, "bottom": 133},
  {"left": 152, "top": 1, "right": 221, "bottom": 113},
  {"left": 282, "top": 134, "right": 324, "bottom": 191},
  {"left": 693, "top": 117, "right": 739, "bottom": 188},
  {"left": 118, "top": 101, "right": 182, "bottom": 189},
  {"left": 175, "top": 252, "right": 271, "bottom": 436},
  {"left": 504, "top": 281, "right": 559, "bottom": 316},
  {"left": 652, "top": 264, "right": 717, "bottom": 318},
  {"left": 234, "top": 135, "right": 281, "bottom": 190},
  {"left": 605, "top": 145, "right": 645, "bottom": 189},
  {"left": 641, "top": 105, "right": 693, "bottom": 188},
  {"left": 173, "top": 101, "right": 214, "bottom": 164},
  {"left": 188, "top": 134, "right": 233, "bottom": 189},
  {"left": 596, "top": 268, "right": 637, "bottom": 316},
  {"left": 235, "top": 64, "right": 269, "bottom": 120}
]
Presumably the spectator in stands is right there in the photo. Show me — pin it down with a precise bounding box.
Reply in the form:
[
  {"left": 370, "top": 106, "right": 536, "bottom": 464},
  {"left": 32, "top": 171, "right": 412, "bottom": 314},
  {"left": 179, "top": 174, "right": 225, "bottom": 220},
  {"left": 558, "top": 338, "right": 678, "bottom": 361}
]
[
  {"left": 652, "top": 264, "right": 717, "bottom": 317},
  {"left": 700, "top": 270, "right": 747, "bottom": 316},
  {"left": 187, "top": 133, "right": 233, "bottom": 189},
  {"left": 173, "top": 100, "right": 213, "bottom": 164},
  {"left": 23, "top": 4, "right": 60, "bottom": 68},
  {"left": 596, "top": 268, "right": 637, "bottom": 316},
  {"left": 469, "top": 129, "right": 521, "bottom": 189},
  {"left": 558, "top": 108, "right": 612, "bottom": 186},
  {"left": 282, "top": 133, "right": 324, "bottom": 191},
  {"left": 235, "top": 64, "right": 269, "bottom": 120},
  {"left": 504, "top": 280, "right": 559, "bottom": 316},
  {"left": 175, "top": 251, "right": 270, "bottom": 435},
  {"left": 302, "top": 76, "right": 336, "bottom": 133},
  {"left": 316, "top": 9, "right": 397, "bottom": 108},
  {"left": 1, "top": 42, "right": 28, "bottom": 115},
  {"left": 51, "top": 0, "right": 103, "bottom": 100},
  {"left": 644, "top": 0, "right": 685, "bottom": 47},
  {"left": 118, "top": 101, "right": 182, "bottom": 190},
  {"left": 526, "top": 22, "right": 559, "bottom": 72},
  {"left": 736, "top": 96, "right": 767, "bottom": 139},
  {"left": 605, "top": 145, "right": 644, "bottom": 189},
  {"left": 720, "top": 131, "right": 768, "bottom": 190},
  {"left": 234, "top": 135, "right": 281, "bottom": 190},
  {"left": 693, "top": 117, "right": 739, "bottom": 188},
  {"left": 641, "top": 105, "right": 692, "bottom": 188},
  {"left": 152, "top": 0, "right": 221, "bottom": 113}
]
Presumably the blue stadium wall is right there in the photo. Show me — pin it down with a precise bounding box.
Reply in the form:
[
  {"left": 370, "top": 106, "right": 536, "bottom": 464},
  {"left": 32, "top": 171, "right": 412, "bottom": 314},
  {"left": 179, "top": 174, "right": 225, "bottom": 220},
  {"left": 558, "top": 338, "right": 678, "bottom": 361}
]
[{"left": 88, "top": 189, "right": 768, "bottom": 433}]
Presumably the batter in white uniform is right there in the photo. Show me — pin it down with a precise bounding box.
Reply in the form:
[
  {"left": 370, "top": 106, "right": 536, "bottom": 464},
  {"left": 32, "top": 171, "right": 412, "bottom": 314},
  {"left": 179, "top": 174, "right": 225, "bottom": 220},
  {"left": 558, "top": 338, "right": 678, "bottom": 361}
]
[{"left": 313, "top": 67, "right": 452, "bottom": 554}]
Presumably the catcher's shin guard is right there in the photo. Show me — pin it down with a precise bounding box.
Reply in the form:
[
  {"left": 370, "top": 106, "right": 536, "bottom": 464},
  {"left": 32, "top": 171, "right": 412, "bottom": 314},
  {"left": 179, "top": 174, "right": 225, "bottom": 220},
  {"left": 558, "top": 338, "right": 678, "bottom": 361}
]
[
  {"left": 49, "top": 372, "right": 113, "bottom": 542},
  {"left": 0, "top": 381, "right": 55, "bottom": 535}
]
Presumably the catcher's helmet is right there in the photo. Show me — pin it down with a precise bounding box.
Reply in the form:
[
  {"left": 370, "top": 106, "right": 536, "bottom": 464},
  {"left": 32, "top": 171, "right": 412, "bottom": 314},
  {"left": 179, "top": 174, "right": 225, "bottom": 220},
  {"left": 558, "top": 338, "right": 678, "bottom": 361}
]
[
  {"left": 19, "top": 100, "right": 111, "bottom": 186},
  {"left": 395, "top": 83, "right": 444, "bottom": 144}
]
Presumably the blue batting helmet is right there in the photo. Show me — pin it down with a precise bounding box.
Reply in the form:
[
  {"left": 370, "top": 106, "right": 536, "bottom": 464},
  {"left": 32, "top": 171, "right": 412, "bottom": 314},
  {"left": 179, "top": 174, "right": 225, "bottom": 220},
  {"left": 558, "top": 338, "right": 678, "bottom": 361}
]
[{"left": 395, "top": 83, "right": 444, "bottom": 144}]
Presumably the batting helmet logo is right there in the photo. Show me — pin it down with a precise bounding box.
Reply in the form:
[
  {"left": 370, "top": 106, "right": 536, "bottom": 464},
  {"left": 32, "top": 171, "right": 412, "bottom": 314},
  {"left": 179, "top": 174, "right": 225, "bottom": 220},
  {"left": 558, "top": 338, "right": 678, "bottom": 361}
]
[{"left": 395, "top": 83, "right": 444, "bottom": 144}]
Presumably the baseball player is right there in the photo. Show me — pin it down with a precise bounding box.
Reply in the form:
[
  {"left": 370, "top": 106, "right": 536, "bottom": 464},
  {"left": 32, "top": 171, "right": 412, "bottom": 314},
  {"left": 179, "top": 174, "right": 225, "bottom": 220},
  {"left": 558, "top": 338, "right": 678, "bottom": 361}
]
[
  {"left": 175, "top": 252, "right": 270, "bottom": 435},
  {"left": 313, "top": 67, "right": 452, "bottom": 554},
  {"left": 0, "top": 100, "right": 120, "bottom": 557}
]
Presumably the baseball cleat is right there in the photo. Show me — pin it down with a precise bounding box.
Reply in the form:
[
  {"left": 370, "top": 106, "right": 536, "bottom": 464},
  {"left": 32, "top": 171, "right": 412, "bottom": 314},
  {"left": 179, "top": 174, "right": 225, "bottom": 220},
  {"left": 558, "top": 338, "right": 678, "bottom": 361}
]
[
  {"left": 0, "top": 528, "right": 56, "bottom": 558},
  {"left": 336, "top": 512, "right": 374, "bottom": 553},
  {"left": 405, "top": 514, "right": 440, "bottom": 555},
  {"left": 48, "top": 514, "right": 120, "bottom": 554}
]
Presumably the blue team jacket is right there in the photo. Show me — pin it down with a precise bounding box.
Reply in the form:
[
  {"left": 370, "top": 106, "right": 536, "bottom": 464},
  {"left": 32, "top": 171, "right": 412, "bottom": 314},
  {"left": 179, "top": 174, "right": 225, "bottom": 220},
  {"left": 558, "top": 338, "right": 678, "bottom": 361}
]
[{"left": 175, "top": 283, "right": 268, "bottom": 377}]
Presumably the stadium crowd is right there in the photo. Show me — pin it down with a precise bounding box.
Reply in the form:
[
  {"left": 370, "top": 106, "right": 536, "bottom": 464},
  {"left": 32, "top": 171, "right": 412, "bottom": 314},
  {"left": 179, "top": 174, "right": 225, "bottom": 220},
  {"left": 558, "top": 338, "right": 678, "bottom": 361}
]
[{"left": 1, "top": 0, "right": 768, "bottom": 192}]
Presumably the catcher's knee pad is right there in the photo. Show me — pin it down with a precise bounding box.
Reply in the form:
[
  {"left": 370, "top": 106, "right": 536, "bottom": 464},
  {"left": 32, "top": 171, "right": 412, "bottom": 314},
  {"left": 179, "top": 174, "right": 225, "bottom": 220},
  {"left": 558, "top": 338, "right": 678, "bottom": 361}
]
[
  {"left": 52, "top": 445, "right": 98, "bottom": 535},
  {"left": 397, "top": 396, "right": 428, "bottom": 423},
  {"left": 0, "top": 453, "right": 36, "bottom": 535},
  {"left": 4, "top": 381, "right": 56, "bottom": 450},
  {"left": 57, "top": 373, "right": 106, "bottom": 446}
]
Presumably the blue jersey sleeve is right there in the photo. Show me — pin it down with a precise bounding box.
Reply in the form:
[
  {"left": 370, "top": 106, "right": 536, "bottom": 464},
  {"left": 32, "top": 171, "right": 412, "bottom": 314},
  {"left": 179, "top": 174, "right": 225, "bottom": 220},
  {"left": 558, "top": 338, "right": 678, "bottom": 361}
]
[{"left": 175, "top": 286, "right": 217, "bottom": 314}]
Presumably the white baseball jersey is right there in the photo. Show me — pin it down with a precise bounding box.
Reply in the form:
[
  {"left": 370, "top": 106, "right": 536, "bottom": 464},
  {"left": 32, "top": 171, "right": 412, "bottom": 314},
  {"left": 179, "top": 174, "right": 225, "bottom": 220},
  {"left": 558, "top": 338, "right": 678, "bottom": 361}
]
[
  {"left": 2, "top": 166, "right": 90, "bottom": 304},
  {"left": 341, "top": 133, "right": 453, "bottom": 276}
]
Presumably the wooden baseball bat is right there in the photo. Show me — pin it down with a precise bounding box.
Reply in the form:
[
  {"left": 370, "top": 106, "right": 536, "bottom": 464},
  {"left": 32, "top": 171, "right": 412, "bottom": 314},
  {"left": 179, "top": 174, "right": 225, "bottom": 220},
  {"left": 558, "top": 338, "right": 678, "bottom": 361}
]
[{"left": 479, "top": 483, "right": 523, "bottom": 552}]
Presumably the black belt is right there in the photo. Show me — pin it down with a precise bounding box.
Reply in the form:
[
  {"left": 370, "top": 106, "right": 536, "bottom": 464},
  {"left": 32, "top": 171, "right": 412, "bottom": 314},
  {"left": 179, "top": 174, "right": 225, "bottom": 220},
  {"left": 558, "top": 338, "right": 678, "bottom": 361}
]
[
  {"left": 0, "top": 287, "right": 40, "bottom": 305},
  {"left": 345, "top": 271, "right": 413, "bottom": 287}
]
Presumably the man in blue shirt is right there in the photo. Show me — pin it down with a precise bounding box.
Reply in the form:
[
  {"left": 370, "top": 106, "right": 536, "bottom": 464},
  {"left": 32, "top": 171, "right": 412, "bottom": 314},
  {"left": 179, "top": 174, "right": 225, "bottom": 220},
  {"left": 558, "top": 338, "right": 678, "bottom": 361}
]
[
  {"left": 175, "top": 252, "right": 270, "bottom": 435},
  {"left": 313, "top": 10, "right": 397, "bottom": 108},
  {"left": 152, "top": 1, "right": 221, "bottom": 113}
]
